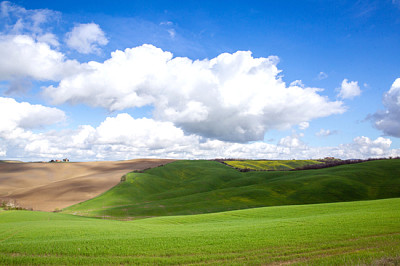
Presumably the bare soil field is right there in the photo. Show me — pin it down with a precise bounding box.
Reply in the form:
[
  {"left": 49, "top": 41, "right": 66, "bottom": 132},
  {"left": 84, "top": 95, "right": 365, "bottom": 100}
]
[{"left": 0, "top": 159, "right": 175, "bottom": 211}]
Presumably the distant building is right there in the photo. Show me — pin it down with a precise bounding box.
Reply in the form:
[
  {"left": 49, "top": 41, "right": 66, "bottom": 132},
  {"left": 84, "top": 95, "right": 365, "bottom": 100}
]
[{"left": 63, "top": 158, "right": 69, "bottom": 162}]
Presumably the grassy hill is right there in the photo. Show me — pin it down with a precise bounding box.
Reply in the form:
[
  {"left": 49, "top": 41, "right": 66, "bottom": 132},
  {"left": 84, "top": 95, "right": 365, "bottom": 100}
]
[
  {"left": 63, "top": 159, "right": 400, "bottom": 219},
  {"left": 1, "top": 198, "right": 400, "bottom": 264},
  {"left": 224, "top": 159, "right": 323, "bottom": 170}
]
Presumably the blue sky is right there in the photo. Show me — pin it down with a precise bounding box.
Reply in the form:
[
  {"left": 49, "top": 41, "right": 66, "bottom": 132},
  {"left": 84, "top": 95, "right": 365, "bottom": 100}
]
[{"left": 0, "top": 0, "right": 400, "bottom": 161}]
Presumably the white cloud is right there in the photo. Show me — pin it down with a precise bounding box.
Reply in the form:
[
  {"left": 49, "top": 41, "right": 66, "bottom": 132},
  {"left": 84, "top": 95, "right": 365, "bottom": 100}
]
[
  {"left": 43, "top": 44, "right": 346, "bottom": 142},
  {"left": 0, "top": 1, "right": 60, "bottom": 37},
  {"left": 65, "top": 23, "right": 108, "bottom": 54},
  {"left": 36, "top": 32, "right": 59, "bottom": 47},
  {"left": 317, "top": 71, "right": 328, "bottom": 80},
  {"left": 351, "top": 136, "right": 392, "bottom": 156},
  {"left": 3, "top": 113, "right": 199, "bottom": 161},
  {"left": 290, "top": 80, "right": 305, "bottom": 87},
  {"left": 298, "top": 122, "right": 309, "bottom": 130},
  {"left": 1, "top": 110, "right": 399, "bottom": 161},
  {"left": 278, "top": 134, "right": 307, "bottom": 149},
  {"left": 95, "top": 113, "right": 197, "bottom": 148},
  {"left": 0, "top": 97, "right": 65, "bottom": 142},
  {"left": 316, "top": 128, "right": 338, "bottom": 137},
  {"left": 337, "top": 78, "right": 361, "bottom": 99},
  {"left": 0, "top": 34, "right": 81, "bottom": 81},
  {"left": 371, "top": 78, "right": 400, "bottom": 137}
]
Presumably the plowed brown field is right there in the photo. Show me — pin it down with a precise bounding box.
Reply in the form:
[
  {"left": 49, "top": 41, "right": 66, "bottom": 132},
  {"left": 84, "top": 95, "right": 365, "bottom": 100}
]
[{"left": 0, "top": 159, "right": 175, "bottom": 211}]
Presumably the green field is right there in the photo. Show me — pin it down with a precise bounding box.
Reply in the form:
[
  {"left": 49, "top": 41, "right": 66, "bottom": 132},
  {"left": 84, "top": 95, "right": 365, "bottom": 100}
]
[
  {"left": 224, "top": 159, "right": 324, "bottom": 170},
  {"left": 1, "top": 198, "right": 399, "bottom": 265},
  {"left": 63, "top": 159, "right": 400, "bottom": 219}
]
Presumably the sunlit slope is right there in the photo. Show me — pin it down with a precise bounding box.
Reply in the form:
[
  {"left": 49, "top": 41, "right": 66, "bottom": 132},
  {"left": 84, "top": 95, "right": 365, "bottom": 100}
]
[
  {"left": 64, "top": 159, "right": 400, "bottom": 219},
  {"left": 224, "top": 159, "right": 323, "bottom": 170},
  {"left": 2, "top": 198, "right": 400, "bottom": 265},
  {"left": 0, "top": 159, "right": 175, "bottom": 211}
]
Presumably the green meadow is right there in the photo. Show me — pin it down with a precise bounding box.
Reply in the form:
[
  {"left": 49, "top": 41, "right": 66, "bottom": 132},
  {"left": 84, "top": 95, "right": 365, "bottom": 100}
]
[
  {"left": 224, "top": 159, "right": 323, "bottom": 170},
  {"left": 1, "top": 198, "right": 399, "bottom": 265},
  {"left": 64, "top": 159, "right": 400, "bottom": 219},
  {"left": 2, "top": 159, "right": 400, "bottom": 264}
]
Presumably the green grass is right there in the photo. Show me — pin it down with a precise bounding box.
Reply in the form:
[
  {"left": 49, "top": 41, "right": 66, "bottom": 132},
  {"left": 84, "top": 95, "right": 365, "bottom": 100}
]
[
  {"left": 224, "top": 159, "right": 324, "bottom": 170},
  {"left": 1, "top": 198, "right": 399, "bottom": 265},
  {"left": 63, "top": 159, "right": 400, "bottom": 219}
]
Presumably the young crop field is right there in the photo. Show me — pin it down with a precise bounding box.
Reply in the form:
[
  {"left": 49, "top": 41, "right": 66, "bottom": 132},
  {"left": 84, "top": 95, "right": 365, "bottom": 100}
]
[
  {"left": 224, "top": 159, "right": 324, "bottom": 170},
  {"left": 1, "top": 198, "right": 399, "bottom": 265},
  {"left": 63, "top": 159, "right": 400, "bottom": 219}
]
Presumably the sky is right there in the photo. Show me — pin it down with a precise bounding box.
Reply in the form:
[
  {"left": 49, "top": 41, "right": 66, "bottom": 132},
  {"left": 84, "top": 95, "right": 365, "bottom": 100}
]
[{"left": 1, "top": 0, "right": 400, "bottom": 161}]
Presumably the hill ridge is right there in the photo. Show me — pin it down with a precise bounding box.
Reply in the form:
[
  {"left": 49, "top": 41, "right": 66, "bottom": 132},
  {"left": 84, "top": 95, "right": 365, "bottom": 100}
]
[{"left": 63, "top": 159, "right": 400, "bottom": 219}]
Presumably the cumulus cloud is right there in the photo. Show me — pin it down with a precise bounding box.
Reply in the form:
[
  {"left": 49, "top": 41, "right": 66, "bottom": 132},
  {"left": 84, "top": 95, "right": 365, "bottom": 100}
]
[
  {"left": 4, "top": 113, "right": 200, "bottom": 161},
  {"left": 0, "top": 97, "right": 65, "bottom": 140},
  {"left": 278, "top": 133, "right": 306, "bottom": 149},
  {"left": 371, "top": 78, "right": 400, "bottom": 137},
  {"left": 274, "top": 135, "right": 398, "bottom": 160},
  {"left": 337, "top": 78, "right": 361, "bottom": 99},
  {"left": 65, "top": 23, "right": 108, "bottom": 54},
  {"left": 1, "top": 110, "right": 399, "bottom": 161},
  {"left": 0, "top": 34, "right": 81, "bottom": 81},
  {"left": 316, "top": 128, "right": 338, "bottom": 137},
  {"left": 43, "top": 44, "right": 345, "bottom": 142},
  {"left": 350, "top": 136, "right": 392, "bottom": 156}
]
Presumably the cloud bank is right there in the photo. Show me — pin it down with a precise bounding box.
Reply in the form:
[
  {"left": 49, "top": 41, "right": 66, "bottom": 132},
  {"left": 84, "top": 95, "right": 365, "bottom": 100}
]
[
  {"left": 0, "top": 97, "right": 397, "bottom": 161},
  {"left": 43, "top": 44, "right": 345, "bottom": 142},
  {"left": 1, "top": 2, "right": 399, "bottom": 162},
  {"left": 1, "top": 110, "right": 398, "bottom": 161}
]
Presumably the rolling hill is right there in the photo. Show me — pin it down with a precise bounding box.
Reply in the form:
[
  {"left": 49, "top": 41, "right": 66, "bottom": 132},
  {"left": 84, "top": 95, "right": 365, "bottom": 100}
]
[
  {"left": 0, "top": 159, "right": 175, "bottom": 211},
  {"left": 63, "top": 159, "right": 400, "bottom": 219},
  {"left": 1, "top": 198, "right": 399, "bottom": 265}
]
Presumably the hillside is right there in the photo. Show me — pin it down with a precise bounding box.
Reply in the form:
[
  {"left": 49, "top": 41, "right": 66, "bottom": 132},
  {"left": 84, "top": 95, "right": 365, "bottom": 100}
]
[
  {"left": 1, "top": 198, "right": 399, "bottom": 265},
  {"left": 0, "top": 159, "right": 175, "bottom": 211},
  {"left": 224, "top": 159, "right": 323, "bottom": 170},
  {"left": 64, "top": 159, "right": 400, "bottom": 219}
]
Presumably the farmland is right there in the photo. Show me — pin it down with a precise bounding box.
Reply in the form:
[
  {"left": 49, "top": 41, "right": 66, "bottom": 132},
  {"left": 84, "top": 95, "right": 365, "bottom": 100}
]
[
  {"left": 224, "top": 159, "right": 324, "bottom": 170},
  {"left": 2, "top": 158, "right": 400, "bottom": 265},
  {"left": 64, "top": 159, "right": 400, "bottom": 219},
  {"left": 0, "top": 159, "right": 175, "bottom": 211},
  {"left": 1, "top": 198, "right": 399, "bottom": 265}
]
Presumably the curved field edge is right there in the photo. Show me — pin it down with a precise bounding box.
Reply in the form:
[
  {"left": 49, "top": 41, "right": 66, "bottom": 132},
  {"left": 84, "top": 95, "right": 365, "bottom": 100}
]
[
  {"left": 224, "top": 159, "right": 324, "bottom": 170},
  {"left": 0, "top": 159, "right": 176, "bottom": 212},
  {"left": 1, "top": 198, "right": 400, "bottom": 265},
  {"left": 63, "top": 159, "right": 400, "bottom": 219}
]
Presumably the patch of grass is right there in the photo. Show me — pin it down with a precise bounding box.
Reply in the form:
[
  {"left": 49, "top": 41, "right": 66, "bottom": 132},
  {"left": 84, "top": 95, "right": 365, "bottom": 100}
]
[
  {"left": 1, "top": 198, "right": 400, "bottom": 264},
  {"left": 224, "top": 159, "right": 324, "bottom": 170},
  {"left": 63, "top": 159, "right": 400, "bottom": 219}
]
